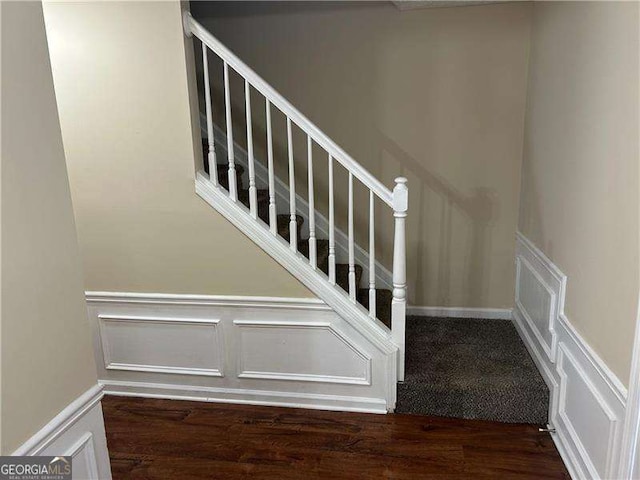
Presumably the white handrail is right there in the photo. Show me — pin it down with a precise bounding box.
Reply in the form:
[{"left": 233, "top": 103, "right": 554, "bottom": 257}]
[{"left": 185, "top": 13, "right": 393, "bottom": 207}]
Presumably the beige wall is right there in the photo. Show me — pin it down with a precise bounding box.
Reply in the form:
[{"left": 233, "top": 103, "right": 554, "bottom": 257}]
[
  {"left": 43, "top": 1, "right": 311, "bottom": 298},
  {"left": 519, "top": 2, "right": 639, "bottom": 384},
  {"left": 192, "top": 1, "right": 532, "bottom": 308},
  {"left": 1, "top": 1, "right": 98, "bottom": 454}
]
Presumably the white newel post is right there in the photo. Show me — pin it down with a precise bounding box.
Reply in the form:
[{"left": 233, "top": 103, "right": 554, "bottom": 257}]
[{"left": 392, "top": 177, "right": 408, "bottom": 382}]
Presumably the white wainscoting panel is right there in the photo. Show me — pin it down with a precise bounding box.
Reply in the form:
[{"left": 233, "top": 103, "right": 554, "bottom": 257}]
[
  {"left": 513, "top": 232, "right": 627, "bottom": 480},
  {"left": 515, "top": 233, "right": 564, "bottom": 362},
  {"left": 556, "top": 343, "right": 618, "bottom": 479},
  {"left": 98, "top": 315, "right": 223, "bottom": 377},
  {"left": 66, "top": 433, "right": 99, "bottom": 480},
  {"left": 234, "top": 320, "right": 371, "bottom": 385},
  {"left": 12, "top": 384, "right": 112, "bottom": 480},
  {"left": 86, "top": 292, "right": 396, "bottom": 413}
]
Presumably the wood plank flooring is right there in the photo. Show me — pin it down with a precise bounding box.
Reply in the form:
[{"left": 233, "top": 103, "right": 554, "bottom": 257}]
[{"left": 102, "top": 395, "right": 570, "bottom": 479}]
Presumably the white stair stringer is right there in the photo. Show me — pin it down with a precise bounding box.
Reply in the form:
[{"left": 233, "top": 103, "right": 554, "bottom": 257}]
[{"left": 195, "top": 171, "right": 398, "bottom": 410}]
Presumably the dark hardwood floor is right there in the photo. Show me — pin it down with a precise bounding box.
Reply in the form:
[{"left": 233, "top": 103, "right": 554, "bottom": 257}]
[{"left": 102, "top": 395, "right": 570, "bottom": 479}]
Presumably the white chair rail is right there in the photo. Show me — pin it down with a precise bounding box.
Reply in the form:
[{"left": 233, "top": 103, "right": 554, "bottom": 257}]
[{"left": 184, "top": 12, "right": 407, "bottom": 380}]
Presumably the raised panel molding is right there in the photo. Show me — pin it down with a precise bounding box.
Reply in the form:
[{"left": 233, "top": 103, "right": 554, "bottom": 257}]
[
  {"left": 557, "top": 343, "right": 618, "bottom": 479},
  {"left": 234, "top": 320, "right": 372, "bottom": 385},
  {"left": 86, "top": 292, "right": 395, "bottom": 414},
  {"left": 515, "top": 256, "right": 558, "bottom": 361},
  {"left": 98, "top": 314, "right": 224, "bottom": 377},
  {"left": 12, "top": 385, "right": 112, "bottom": 480},
  {"left": 515, "top": 232, "right": 564, "bottom": 362},
  {"left": 513, "top": 232, "right": 627, "bottom": 479},
  {"left": 66, "top": 432, "right": 100, "bottom": 480}
]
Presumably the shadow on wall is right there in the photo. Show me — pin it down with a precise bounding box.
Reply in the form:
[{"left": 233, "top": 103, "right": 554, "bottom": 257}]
[
  {"left": 517, "top": 147, "right": 549, "bottom": 258},
  {"left": 377, "top": 133, "right": 498, "bottom": 307},
  {"left": 191, "top": 39, "right": 500, "bottom": 308},
  {"left": 189, "top": 1, "right": 529, "bottom": 308}
]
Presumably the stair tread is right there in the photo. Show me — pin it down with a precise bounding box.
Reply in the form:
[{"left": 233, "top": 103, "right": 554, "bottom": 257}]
[
  {"left": 215, "top": 162, "right": 246, "bottom": 175},
  {"left": 294, "top": 244, "right": 391, "bottom": 327},
  {"left": 298, "top": 239, "right": 330, "bottom": 271},
  {"left": 237, "top": 187, "right": 269, "bottom": 203},
  {"left": 201, "top": 138, "right": 247, "bottom": 179},
  {"left": 277, "top": 214, "right": 304, "bottom": 242},
  {"left": 333, "top": 263, "right": 363, "bottom": 296},
  {"left": 214, "top": 163, "right": 245, "bottom": 192}
]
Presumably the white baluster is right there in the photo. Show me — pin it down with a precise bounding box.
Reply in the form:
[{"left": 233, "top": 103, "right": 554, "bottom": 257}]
[
  {"left": 287, "top": 118, "right": 297, "bottom": 250},
  {"left": 307, "top": 135, "right": 316, "bottom": 269},
  {"left": 223, "top": 61, "right": 237, "bottom": 201},
  {"left": 245, "top": 79, "right": 257, "bottom": 218},
  {"left": 392, "top": 177, "right": 408, "bottom": 382},
  {"left": 328, "top": 154, "right": 336, "bottom": 284},
  {"left": 369, "top": 190, "right": 376, "bottom": 319},
  {"left": 348, "top": 172, "right": 356, "bottom": 302},
  {"left": 266, "top": 100, "right": 277, "bottom": 235},
  {"left": 202, "top": 43, "right": 217, "bottom": 186}
]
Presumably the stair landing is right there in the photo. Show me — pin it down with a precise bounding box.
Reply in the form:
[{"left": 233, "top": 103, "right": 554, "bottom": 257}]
[{"left": 396, "top": 316, "right": 549, "bottom": 424}]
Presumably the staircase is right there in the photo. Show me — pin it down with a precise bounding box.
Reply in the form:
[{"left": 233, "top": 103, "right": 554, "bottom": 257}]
[
  {"left": 183, "top": 13, "right": 549, "bottom": 425},
  {"left": 201, "top": 144, "right": 395, "bottom": 328},
  {"left": 184, "top": 13, "right": 407, "bottom": 384}
]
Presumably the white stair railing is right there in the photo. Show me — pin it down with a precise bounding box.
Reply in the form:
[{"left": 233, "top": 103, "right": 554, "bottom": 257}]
[{"left": 185, "top": 13, "right": 407, "bottom": 380}]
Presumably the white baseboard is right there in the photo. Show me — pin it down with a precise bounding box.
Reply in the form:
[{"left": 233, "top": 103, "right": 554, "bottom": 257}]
[
  {"left": 101, "top": 379, "right": 387, "bottom": 414},
  {"left": 12, "top": 384, "right": 112, "bottom": 480},
  {"left": 406, "top": 305, "right": 513, "bottom": 320},
  {"left": 87, "top": 291, "right": 397, "bottom": 414},
  {"left": 514, "top": 232, "right": 627, "bottom": 480}
]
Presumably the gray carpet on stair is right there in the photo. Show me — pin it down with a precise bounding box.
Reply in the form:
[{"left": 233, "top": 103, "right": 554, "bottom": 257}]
[{"left": 396, "top": 316, "right": 549, "bottom": 424}]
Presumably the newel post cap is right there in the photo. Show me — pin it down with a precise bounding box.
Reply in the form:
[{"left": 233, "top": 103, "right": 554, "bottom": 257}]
[
  {"left": 393, "top": 177, "right": 408, "bottom": 212},
  {"left": 394, "top": 177, "right": 408, "bottom": 185}
]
